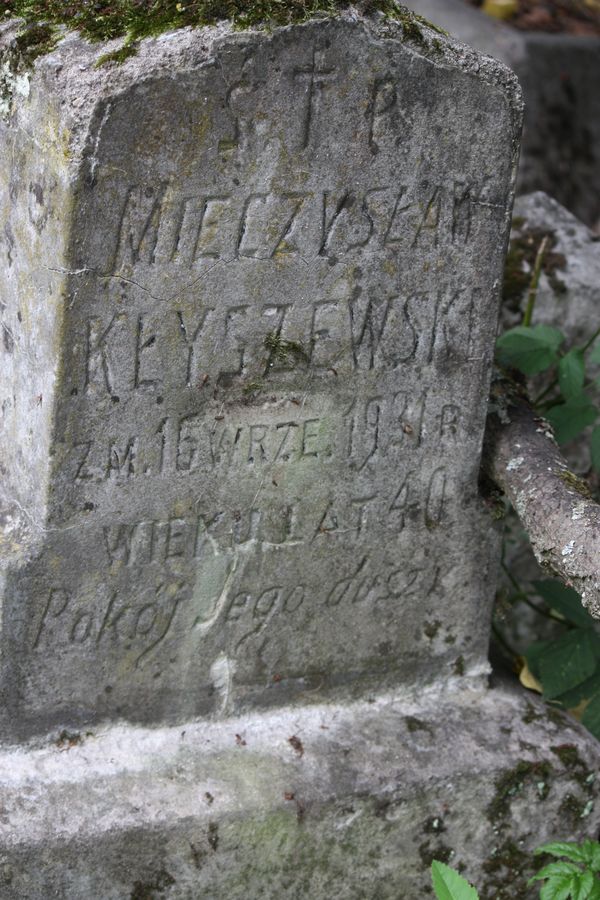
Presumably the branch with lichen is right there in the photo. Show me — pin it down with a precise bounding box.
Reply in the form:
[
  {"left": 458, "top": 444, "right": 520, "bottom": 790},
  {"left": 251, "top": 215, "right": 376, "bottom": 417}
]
[{"left": 483, "top": 373, "right": 600, "bottom": 619}]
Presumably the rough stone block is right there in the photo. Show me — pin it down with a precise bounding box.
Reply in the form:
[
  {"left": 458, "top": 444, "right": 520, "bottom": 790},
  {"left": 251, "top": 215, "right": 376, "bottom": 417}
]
[{"left": 0, "top": 682, "right": 598, "bottom": 899}]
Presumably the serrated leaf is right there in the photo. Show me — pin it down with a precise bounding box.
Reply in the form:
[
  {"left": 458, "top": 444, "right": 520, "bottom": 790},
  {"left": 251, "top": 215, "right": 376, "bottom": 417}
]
[
  {"left": 530, "top": 861, "right": 584, "bottom": 881},
  {"left": 546, "top": 398, "right": 598, "bottom": 444},
  {"left": 582, "top": 692, "right": 600, "bottom": 741},
  {"left": 559, "top": 350, "right": 586, "bottom": 401},
  {"left": 535, "top": 843, "right": 594, "bottom": 865},
  {"left": 572, "top": 870, "right": 595, "bottom": 900},
  {"left": 591, "top": 427, "right": 600, "bottom": 474},
  {"left": 540, "top": 878, "right": 578, "bottom": 900},
  {"left": 431, "top": 861, "right": 478, "bottom": 900},
  {"left": 497, "top": 325, "right": 564, "bottom": 375},
  {"left": 533, "top": 580, "right": 595, "bottom": 628},
  {"left": 532, "top": 867, "right": 595, "bottom": 900},
  {"left": 538, "top": 629, "right": 597, "bottom": 699},
  {"left": 580, "top": 841, "right": 600, "bottom": 873}
]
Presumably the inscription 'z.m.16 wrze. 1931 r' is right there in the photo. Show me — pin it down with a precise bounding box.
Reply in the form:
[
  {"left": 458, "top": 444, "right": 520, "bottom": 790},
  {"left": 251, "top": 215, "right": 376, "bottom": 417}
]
[{"left": 0, "top": 14, "right": 521, "bottom": 739}]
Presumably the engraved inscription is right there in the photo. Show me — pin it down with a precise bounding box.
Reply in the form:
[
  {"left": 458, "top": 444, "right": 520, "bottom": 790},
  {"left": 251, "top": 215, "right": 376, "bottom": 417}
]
[
  {"left": 110, "top": 180, "right": 502, "bottom": 272},
  {"left": 293, "top": 47, "right": 336, "bottom": 149},
  {"left": 32, "top": 581, "right": 187, "bottom": 666},
  {"left": 79, "top": 288, "right": 485, "bottom": 399}
]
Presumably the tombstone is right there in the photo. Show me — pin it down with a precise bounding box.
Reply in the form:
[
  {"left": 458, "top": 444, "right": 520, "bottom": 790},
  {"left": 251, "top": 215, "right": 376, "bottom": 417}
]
[{"left": 0, "top": 9, "right": 598, "bottom": 897}]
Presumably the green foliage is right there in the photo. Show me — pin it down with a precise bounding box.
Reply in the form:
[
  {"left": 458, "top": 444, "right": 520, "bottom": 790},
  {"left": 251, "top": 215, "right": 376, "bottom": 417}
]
[
  {"left": 496, "top": 228, "right": 600, "bottom": 457},
  {"left": 432, "top": 841, "right": 600, "bottom": 898},
  {"left": 431, "top": 861, "right": 479, "bottom": 900},
  {"left": 3, "top": 0, "right": 439, "bottom": 56},
  {"left": 530, "top": 841, "right": 600, "bottom": 898},
  {"left": 496, "top": 325, "right": 564, "bottom": 375},
  {"left": 494, "top": 226, "right": 600, "bottom": 741},
  {"left": 546, "top": 400, "right": 598, "bottom": 445},
  {"left": 514, "top": 578, "right": 600, "bottom": 738}
]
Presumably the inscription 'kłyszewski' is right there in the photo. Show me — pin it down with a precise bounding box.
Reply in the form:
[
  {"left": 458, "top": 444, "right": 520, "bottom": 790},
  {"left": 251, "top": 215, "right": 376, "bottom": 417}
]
[{"left": 79, "top": 288, "right": 485, "bottom": 397}]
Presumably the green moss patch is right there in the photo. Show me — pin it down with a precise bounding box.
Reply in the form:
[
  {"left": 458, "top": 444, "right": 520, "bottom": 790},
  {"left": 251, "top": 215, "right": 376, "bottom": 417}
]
[
  {"left": 4, "top": 0, "right": 447, "bottom": 64},
  {"left": 487, "top": 759, "right": 553, "bottom": 824}
]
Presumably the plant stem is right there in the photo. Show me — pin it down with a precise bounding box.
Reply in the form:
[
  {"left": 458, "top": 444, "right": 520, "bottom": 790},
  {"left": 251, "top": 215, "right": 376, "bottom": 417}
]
[
  {"left": 500, "top": 563, "right": 565, "bottom": 623},
  {"left": 581, "top": 322, "right": 600, "bottom": 354},
  {"left": 522, "top": 235, "right": 549, "bottom": 328}
]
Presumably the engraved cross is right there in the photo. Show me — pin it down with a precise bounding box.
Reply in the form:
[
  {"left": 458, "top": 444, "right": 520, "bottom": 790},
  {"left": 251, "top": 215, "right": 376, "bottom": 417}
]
[{"left": 294, "top": 48, "right": 336, "bottom": 150}]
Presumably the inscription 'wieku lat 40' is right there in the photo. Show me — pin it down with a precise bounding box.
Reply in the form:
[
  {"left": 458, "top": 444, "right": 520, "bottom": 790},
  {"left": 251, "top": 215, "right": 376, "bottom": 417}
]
[{"left": 0, "top": 15, "right": 521, "bottom": 738}]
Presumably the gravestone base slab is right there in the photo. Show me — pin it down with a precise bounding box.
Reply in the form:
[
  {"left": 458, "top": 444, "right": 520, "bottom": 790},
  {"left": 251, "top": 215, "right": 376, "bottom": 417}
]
[{"left": 1, "top": 681, "right": 598, "bottom": 899}]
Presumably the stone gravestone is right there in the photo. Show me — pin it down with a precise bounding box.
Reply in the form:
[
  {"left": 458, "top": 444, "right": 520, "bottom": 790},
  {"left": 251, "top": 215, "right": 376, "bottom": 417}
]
[{"left": 0, "top": 9, "right": 598, "bottom": 898}]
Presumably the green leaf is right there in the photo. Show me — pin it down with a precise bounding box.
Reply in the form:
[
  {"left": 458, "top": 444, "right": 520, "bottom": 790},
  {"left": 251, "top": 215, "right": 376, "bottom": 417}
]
[
  {"left": 536, "top": 843, "right": 597, "bottom": 866},
  {"left": 526, "top": 640, "right": 554, "bottom": 680},
  {"left": 497, "top": 325, "right": 564, "bottom": 375},
  {"left": 431, "top": 861, "right": 479, "bottom": 900},
  {"left": 582, "top": 692, "right": 600, "bottom": 741},
  {"left": 580, "top": 842, "right": 600, "bottom": 873},
  {"left": 530, "top": 861, "right": 584, "bottom": 882},
  {"left": 554, "top": 669, "right": 600, "bottom": 709},
  {"left": 538, "top": 629, "right": 598, "bottom": 699},
  {"left": 546, "top": 399, "right": 598, "bottom": 444},
  {"left": 531, "top": 865, "right": 595, "bottom": 900},
  {"left": 588, "top": 342, "right": 600, "bottom": 366},
  {"left": 591, "top": 427, "right": 600, "bottom": 474},
  {"left": 540, "top": 879, "right": 579, "bottom": 900},
  {"left": 572, "top": 870, "right": 596, "bottom": 900},
  {"left": 559, "top": 350, "right": 586, "bottom": 401},
  {"left": 533, "top": 580, "right": 595, "bottom": 628}
]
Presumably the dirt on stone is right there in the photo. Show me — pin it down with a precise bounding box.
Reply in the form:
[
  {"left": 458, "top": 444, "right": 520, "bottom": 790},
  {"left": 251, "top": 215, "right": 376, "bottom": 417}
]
[{"left": 466, "top": 0, "right": 600, "bottom": 35}]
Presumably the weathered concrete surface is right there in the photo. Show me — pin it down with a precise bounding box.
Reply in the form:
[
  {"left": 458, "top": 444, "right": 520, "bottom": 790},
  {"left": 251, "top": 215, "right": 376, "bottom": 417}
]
[
  {"left": 0, "top": 683, "right": 597, "bottom": 899},
  {"left": 406, "top": 0, "right": 600, "bottom": 229},
  {"left": 0, "top": 14, "right": 521, "bottom": 739}
]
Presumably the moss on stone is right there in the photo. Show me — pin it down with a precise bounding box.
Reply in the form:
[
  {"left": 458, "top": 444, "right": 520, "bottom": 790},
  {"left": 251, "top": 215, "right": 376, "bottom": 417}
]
[
  {"left": 13, "top": 21, "right": 59, "bottom": 61},
  {"left": 418, "top": 838, "right": 453, "bottom": 868},
  {"left": 481, "top": 839, "right": 531, "bottom": 900},
  {"left": 264, "top": 331, "right": 309, "bottom": 366},
  {"left": 423, "top": 619, "right": 441, "bottom": 639},
  {"left": 550, "top": 743, "right": 597, "bottom": 792},
  {"left": 487, "top": 759, "right": 553, "bottom": 824},
  {"left": 5, "top": 0, "right": 446, "bottom": 59},
  {"left": 404, "top": 715, "right": 432, "bottom": 733},
  {"left": 453, "top": 655, "right": 465, "bottom": 676},
  {"left": 95, "top": 41, "right": 139, "bottom": 67}
]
